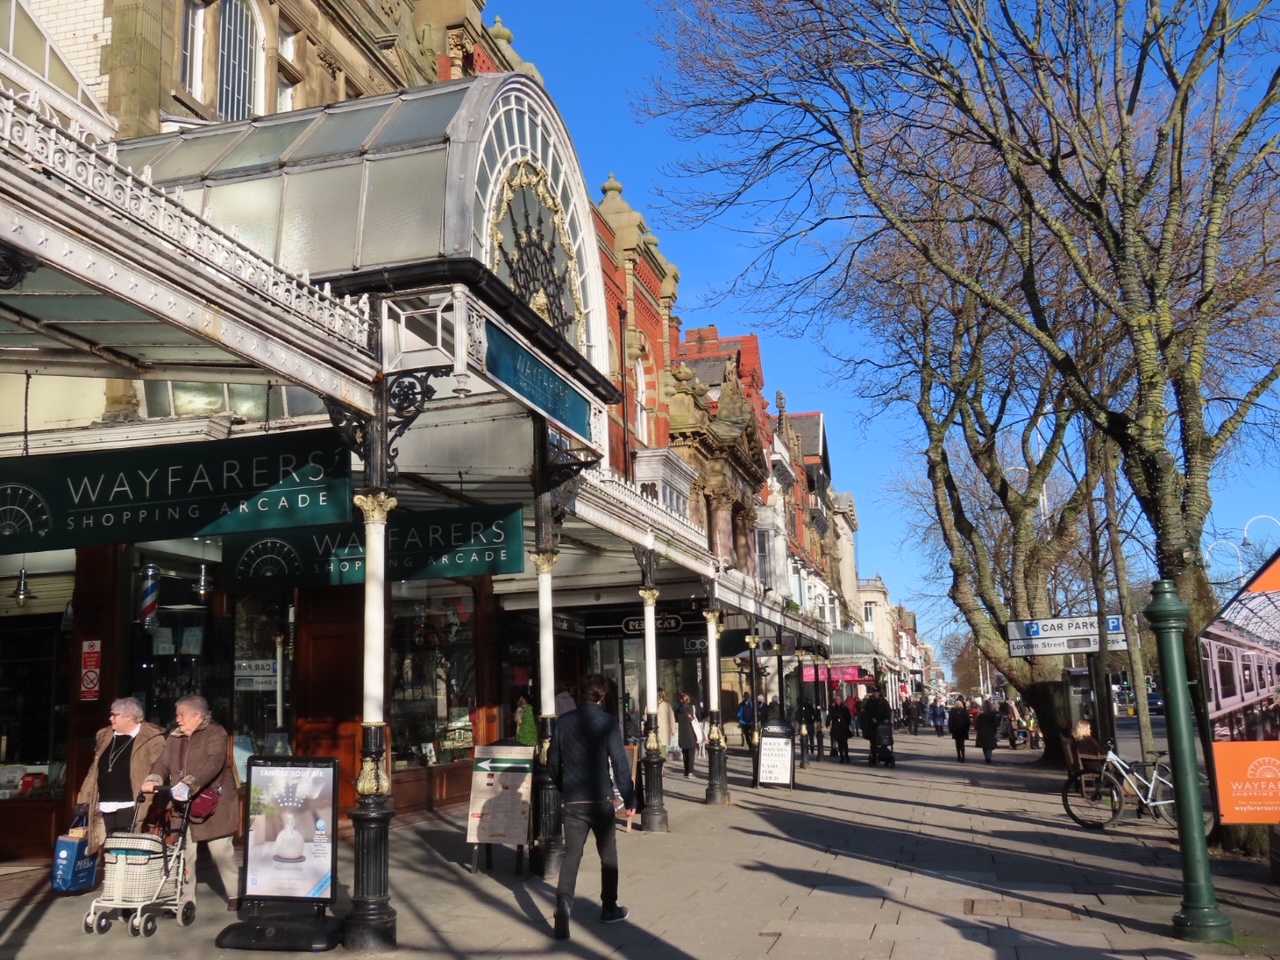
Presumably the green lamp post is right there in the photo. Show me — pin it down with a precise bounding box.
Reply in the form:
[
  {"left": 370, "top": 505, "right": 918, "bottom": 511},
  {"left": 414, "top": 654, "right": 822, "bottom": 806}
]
[{"left": 1143, "top": 579, "right": 1232, "bottom": 942}]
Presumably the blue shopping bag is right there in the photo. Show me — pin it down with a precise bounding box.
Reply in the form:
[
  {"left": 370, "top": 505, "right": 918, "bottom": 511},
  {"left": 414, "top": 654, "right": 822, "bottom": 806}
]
[{"left": 51, "top": 816, "right": 97, "bottom": 893}]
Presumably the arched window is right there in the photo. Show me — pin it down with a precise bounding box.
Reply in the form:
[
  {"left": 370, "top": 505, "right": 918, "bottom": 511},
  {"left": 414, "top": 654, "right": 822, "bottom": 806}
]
[
  {"left": 180, "top": 0, "right": 266, "bottom": 121},
  {"left": 633, "top": 357, "right": 648, "bottom": 445},
  {"left": 1216, "top": 646, "right": 1238, "bottom": 699}
]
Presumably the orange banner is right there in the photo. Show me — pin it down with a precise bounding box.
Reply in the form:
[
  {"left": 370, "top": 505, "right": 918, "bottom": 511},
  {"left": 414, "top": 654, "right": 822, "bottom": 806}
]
[{"left": 1211, "top": 741, "right": 1280, "bottom": 823}]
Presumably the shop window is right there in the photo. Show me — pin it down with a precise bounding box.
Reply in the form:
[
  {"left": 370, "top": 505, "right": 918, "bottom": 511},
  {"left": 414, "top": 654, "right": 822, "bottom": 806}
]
[
  {"left": 388, "top": 588, "right": 476, "bottom": 768},
  {"left": 0, "top": 612, "right": 66, "bottom": 796}
]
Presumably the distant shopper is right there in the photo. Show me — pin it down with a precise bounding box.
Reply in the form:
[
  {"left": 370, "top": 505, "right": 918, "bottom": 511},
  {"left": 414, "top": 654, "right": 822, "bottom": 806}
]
[
  {"left": 737, "top": 696, "right": 758, "bottom": 750},
  {"left": 928, "top": 697, "right": 947, "bottom": 737},
  {"left": 904, "top": 696, "right": 922, "bottom": 735},
  {"left": 554, "top": 685, "right": 577, "bottom": 718},
  {"left": 656, "top": 689, "right": 678, "bottom": 754},
  {"left": 827, "top": 693, "right": 853, "bottom": 763},
  {"left": 948, "top": 698, "right": 971, "bottom": 762},
  {"left": 1006, "top": 700, "right": 1022, "bottom": 749},
  {"left": 76, "top": 697, "right": 165, "bottom": 854},
  {"left": 676, "top": 693, "right": 701, "bottom": 779},
  {"left": 547, "top": 673, "right": 636, "bottom": 940},
  {"left": 976, "top": 700, "right": 1000, "bottom": 763},
  {"left": 860, "top": 686, "right": 892, "bottom": 765}
]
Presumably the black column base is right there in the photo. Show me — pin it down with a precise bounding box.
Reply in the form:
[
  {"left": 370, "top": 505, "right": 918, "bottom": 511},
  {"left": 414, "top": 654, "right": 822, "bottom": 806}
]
[
  {"left": 530, "top": 716, "right": 564, "bottom": 879},
  {"left": 640, "top": 715, "right": 668, "bottom": 832},
  {"left": 814, "top": 729, "right": 824, "bottom": 761},
  {"left": 345, "top": 796, "right": 397, "bottom": 953},
  {"left": 704, "top": 712, "right": 730, "bottom": 805},
  {"left": 798, "top": 732, "right": 809, "bottom": 769}
]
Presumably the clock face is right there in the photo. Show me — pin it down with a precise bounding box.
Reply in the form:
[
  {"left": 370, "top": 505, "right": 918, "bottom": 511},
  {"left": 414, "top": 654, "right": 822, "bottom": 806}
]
[
  {"left": 491, "top": 160, "right": 585, "bottom": 348},
  {"left": 0, "top": 483, "right": 52, "bottom": 538},
  {"left": 235, "top": 538, "right": 303, "bottom": 581}
]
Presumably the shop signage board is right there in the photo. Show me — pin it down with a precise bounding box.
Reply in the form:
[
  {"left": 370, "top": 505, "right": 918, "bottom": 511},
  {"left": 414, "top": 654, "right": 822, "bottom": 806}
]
[
  {"left": 0, "top": 429, "right": 350, "bottom": 555},
  {"left": 465, "top": 745, "right": 534, "bottom": 846},
  {"left": 1007, "top": 615, "right": 1127, "bottom": 656},
  {"left": 242, "top": 756, "right": 338, "bottom": 904},
  {"left": 80, "top": 640, "right": 100, "bottom": 702},
  {"left": 222, "top": 504, "right": 524, "bottom": 588}
]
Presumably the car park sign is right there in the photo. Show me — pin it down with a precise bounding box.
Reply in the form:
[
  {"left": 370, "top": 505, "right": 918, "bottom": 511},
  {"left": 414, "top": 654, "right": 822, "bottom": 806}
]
[{"left": 1007, "top": 615, "right": 1128, "bottom": 656}]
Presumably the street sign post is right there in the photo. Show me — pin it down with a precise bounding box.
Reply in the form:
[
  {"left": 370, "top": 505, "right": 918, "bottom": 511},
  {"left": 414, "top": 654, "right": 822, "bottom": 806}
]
[{"left": 1007, "top": 615, "right": 1128, "bottom": 657}]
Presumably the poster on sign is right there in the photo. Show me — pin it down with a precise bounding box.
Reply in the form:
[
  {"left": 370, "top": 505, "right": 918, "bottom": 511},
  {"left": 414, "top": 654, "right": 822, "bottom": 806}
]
[
  {"left": 242, "top": 757, "right": 338, "bottom": 903},
  {"left": 758, "top": 729, "right": 794, "bottom": 788},
  {"left": 1202, "top": 547, "right": 1280, "bottom": 824}
]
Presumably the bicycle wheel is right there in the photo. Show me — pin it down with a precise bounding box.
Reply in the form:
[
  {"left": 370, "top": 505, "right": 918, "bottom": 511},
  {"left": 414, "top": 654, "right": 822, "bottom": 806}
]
[
  {"left": 1153, "top": 769, "right": 1214, "bottom": 832},
  {"left": 1063, "top": 770, "right": 1123, "bottom": 828}
]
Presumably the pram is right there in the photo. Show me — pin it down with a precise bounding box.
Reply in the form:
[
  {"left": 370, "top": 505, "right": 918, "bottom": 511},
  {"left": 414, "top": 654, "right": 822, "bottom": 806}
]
[
  {"left": 870, "top": 723, "right": 895, "bottom": 767},
  {"left": 83, "top": 790, "right": 196, "bottom": 937}
]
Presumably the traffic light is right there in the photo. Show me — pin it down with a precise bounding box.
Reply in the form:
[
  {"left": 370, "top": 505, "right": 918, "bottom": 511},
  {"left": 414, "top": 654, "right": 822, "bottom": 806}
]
[{"left": 1121, "top": 670, "right": 1130, "bottom": 687}]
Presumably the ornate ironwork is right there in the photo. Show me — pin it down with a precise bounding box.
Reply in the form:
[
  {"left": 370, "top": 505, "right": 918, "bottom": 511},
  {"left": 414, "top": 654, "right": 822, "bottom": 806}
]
[
  {"left": 0, "top": 242, "right": 39, "bottom": 289},
  {"left": 325, "top": 365, "right": 452, "bottom": 483},
  {"left": 492, "top": 162, "right": 582, "bottom": 342},
  {"left": 385, "top": 365, "right": 452, "bottom": 479}
]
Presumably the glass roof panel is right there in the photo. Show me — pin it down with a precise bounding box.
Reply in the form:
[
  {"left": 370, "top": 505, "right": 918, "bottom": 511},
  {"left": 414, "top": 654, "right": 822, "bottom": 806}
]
[
  {"left": 113, "top": 141, "right": 175, "bottom": 175},
  {"left": 284, "top": 103, "right": 388, "bottom": 164},
  {"left": 278, "top": 165, "right": 361, "bottom": 274},
  {"left": 205, "top": 178, "right": 282, "bottom": 259},
  {"left": 368, "top": 88, "right": 467, "bottom": 151},
  {"left": 211, "top": 116, "right": 319, "bottom": 175},
  {"left": 13, "top": 2, "right": 43, "bottom": 72},
  {"left": 148, "top": 127, "right": 249, "bottom": 182},
  {"left": 360, "top": 151, "right": 447, "bottom": 267}
]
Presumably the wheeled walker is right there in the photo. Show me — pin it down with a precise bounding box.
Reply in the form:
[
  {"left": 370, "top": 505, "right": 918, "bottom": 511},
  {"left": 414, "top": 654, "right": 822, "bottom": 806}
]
[{"left": 83, "top": 791, "right": 196, "bottom": 937}]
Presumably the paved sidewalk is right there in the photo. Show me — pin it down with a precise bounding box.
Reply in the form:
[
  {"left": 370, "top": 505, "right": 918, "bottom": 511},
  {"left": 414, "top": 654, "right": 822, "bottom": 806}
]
[{"left": 4, "top": 730, "right": 1280, "bottom": 958}]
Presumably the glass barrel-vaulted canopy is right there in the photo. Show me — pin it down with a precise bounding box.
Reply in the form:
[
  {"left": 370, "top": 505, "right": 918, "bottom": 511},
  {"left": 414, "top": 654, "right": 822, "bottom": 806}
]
[{"left": 117, "top": 73, "right": 605, "bottom": 368}]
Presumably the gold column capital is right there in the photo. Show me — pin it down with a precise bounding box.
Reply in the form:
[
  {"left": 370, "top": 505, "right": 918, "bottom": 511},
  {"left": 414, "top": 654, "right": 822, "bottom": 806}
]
[
  {"left": 639, "top": 587, "right": 660, "bottom": 606},
  {"left": 353, "top": 490, "right": 398, "bottom": 523},
  {"left": 532, "top": 552, "right": 559, "bottom": 575},
  {"left": 702, "top": 609, "right": 720, "bottom": 625}
]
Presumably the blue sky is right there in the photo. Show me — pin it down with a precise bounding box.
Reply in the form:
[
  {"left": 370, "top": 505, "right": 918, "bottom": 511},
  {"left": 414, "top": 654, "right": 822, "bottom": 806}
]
[{"left": 501, "top": 3, "right": 1280, "bottom": 655}]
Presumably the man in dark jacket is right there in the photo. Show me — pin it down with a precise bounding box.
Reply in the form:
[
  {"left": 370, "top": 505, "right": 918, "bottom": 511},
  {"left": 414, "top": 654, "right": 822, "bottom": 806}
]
[
  {"left": 861, "top": 686, "right": 893, "bottom": 765},
  {"left": 547, "top": 673, "right": 637, "bottom": 940}
]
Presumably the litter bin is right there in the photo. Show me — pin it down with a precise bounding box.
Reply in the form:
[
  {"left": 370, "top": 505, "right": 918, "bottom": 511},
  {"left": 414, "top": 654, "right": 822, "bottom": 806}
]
[{"left": 757, "top": 720, "right": 795, "bottom": 789}]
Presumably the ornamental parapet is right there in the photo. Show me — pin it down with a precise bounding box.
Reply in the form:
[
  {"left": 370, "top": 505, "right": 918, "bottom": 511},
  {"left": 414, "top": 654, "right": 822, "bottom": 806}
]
[{"left": 0, "top": 88, "right": 371, "bottom": 353}]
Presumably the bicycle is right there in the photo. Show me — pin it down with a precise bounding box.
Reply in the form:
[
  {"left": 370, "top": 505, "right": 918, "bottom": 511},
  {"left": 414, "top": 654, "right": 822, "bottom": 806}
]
[{"left": 1062, "top": 742, "right": 1213, "bottom": 831}]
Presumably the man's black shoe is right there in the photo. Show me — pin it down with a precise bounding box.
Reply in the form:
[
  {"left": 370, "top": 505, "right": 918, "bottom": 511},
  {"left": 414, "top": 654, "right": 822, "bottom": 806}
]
[
  {"left": 600, "top": 906, "right": 629, "bottom": 924},
  {"left": 553, "top": 909, "right": 570, "bottom": 940}
]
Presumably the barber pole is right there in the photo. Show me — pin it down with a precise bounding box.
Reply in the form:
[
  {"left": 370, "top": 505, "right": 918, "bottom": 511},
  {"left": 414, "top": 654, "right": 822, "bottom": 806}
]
[{"left": 139, "top": 563, "right": 160, "bottom": 631}]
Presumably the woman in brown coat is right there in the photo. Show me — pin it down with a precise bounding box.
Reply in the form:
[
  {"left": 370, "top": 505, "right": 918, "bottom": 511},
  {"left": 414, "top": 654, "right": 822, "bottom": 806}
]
[
  {"left": 76, "top": 696, "right": 165, "bottom": 854},
  {"left": 143, "top": 695, "right": 241, "bottom": 910}
]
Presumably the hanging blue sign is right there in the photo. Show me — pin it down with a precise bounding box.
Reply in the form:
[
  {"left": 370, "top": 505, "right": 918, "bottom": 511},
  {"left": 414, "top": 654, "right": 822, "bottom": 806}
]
[{"left": 0, "top": 429, "right": 350, "bottom": 555}]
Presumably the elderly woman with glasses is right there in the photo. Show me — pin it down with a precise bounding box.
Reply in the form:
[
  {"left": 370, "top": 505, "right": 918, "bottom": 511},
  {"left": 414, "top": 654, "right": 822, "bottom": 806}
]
[
  {"left": 143, "top": 695, "right": 241, "bottom": 911},
  {"left": 75, "top": 697, "right": 165, "bottom": 855}
]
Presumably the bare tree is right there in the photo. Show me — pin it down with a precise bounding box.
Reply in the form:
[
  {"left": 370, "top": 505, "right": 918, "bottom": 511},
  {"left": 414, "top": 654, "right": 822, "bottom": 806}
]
[{"left": 648, "top": 0, "right": 1280, "bottom": 651}]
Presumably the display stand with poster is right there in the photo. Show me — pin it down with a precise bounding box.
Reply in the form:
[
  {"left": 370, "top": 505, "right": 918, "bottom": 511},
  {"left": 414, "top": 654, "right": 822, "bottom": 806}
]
[
  {"left": 466, "top": 745, "right": 534, "bottom": 875},
  {"left": 757, "top": 722, "right": 795, "bottom": 789},
  {"left": 215, "top": 756, "right": 342, "bottom": 952}
]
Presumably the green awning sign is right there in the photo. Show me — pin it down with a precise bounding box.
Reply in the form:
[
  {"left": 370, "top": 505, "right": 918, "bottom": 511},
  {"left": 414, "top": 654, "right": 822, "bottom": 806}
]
[
  {"left": 0, "top": 429, "right": 351, "bottom": 555},
  {"left": 223, "top": 504, "right": 525, "bottom": 587}
]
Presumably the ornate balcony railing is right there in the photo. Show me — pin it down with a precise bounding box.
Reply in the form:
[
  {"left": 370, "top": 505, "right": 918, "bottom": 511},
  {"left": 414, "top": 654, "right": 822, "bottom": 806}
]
[{"left": 0, "top": 88, "right": 371, "bottom": 352}]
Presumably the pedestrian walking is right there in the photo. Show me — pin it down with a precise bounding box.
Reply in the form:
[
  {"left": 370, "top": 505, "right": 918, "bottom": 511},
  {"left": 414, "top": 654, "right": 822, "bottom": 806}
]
[
  {"left": 547, "top": 673, "right": 637, "bottom": 940},
  {"left": 827, "top": 693, "right": 853, "bottom": 763},
  {"left": 904, "top": 696, "right": 922, "bottom": 735},
  {"left": 849, "top": 695, "right": 861, "bottom": 738},
  {"left": 860, "top": 686, "right": 892, "bottom": 765},
  {"left": 1006, "top": 700, "right": 1022, "bottom": 749},
  {"left": 928, "top": 696, "right": 947, "bottom": 737},
  {"left": 76, "top": 697, "right": 165, "bottom": 856},
  {"left": 676, "top": 693, "right": 700, "bottom": 779},
  {"left": 976, "top": 700, "right": 1000, "bottom": 763},
  {"left": 737, "top": 696, "right": 757, "bottom": 750},
  {"left": 656, "top": 688, "right": 677, "bottom": 754},
  {"left": 948, "top": 697, "right": 971, "bottom": 762}
]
